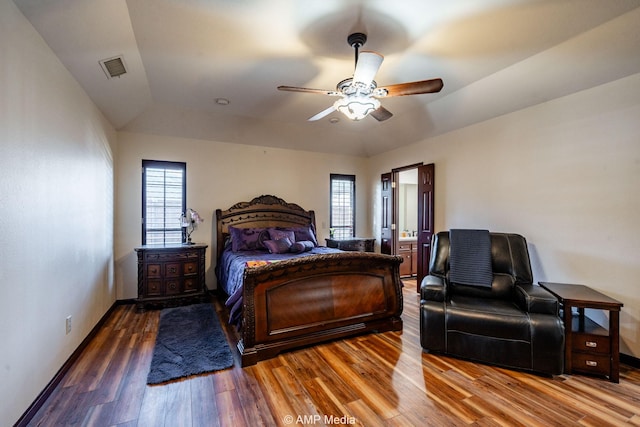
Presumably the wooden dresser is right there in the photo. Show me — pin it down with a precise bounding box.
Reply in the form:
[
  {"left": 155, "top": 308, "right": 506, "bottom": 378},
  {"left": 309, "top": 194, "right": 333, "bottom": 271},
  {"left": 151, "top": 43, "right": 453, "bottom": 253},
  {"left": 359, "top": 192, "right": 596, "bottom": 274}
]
[{"left": 134, "top": 244, "right": 208, "bottom": 311}]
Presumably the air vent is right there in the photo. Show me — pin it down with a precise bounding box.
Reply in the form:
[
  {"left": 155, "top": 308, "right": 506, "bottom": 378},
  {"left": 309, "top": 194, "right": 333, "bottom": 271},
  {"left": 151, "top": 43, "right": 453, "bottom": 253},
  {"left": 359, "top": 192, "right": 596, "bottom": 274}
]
[{"left": 99, "top": 55, "right": 127, "bottom": 79}]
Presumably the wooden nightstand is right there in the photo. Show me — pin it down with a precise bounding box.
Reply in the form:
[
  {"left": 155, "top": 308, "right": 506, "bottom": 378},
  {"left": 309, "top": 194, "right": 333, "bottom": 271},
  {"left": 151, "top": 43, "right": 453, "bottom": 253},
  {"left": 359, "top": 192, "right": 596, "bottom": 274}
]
[
  {"left": 135, "top": 244, "right": 209, "bottom": 311},
  {"left": 325, "top": 237, "right": 375, "bottom": 252},
  {"left": 539, "top": 282, "right": 623, "bottom": 382}
]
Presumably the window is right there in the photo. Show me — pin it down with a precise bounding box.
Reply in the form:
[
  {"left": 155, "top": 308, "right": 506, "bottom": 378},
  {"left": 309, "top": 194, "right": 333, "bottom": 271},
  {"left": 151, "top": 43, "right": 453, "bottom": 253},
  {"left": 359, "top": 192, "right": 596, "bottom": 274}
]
[
  {"left": 330, "top": 174, "right": 355, "bottom": 239},
  {"left": 142, "top": 160, "right": 186, "bottom": 245}
]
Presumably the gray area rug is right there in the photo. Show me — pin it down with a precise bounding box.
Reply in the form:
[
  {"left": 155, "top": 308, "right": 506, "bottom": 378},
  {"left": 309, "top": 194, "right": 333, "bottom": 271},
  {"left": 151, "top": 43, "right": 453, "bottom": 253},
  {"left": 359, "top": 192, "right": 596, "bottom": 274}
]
[{"left": 147, "top": 303, "right": 234, "bottom": 384}]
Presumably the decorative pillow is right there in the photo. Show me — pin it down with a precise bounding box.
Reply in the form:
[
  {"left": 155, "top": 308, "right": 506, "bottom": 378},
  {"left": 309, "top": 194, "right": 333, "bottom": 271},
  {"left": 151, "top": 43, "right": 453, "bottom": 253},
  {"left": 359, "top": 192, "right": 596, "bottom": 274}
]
[
  {"left": 264, "top": 237, "right": 293, "bottom": 254},
  {"left": 278, "top": 226, "right": 318, "bottom": 246},
  {"left": 268, "top": 228, "right": 295, "bottom": 243},
  {"left": 229, "top": 226, "right": 270, "bottom": 252},
  {"left": 297, "top": 240, "right": 315, "bottom": 251},
  {"left": 289, "top": 241, "right": 306, "bottom": 253}
]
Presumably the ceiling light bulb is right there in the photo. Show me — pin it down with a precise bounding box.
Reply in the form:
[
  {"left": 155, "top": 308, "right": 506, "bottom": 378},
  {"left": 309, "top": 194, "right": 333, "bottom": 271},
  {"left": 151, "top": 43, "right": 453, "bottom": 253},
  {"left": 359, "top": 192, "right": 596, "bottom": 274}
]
[
  {"left": 333, "top": 95, "right": 379, "bottom": 121},
  {"left": 215, "top": 98, "right": 230, "bottom": 105}
]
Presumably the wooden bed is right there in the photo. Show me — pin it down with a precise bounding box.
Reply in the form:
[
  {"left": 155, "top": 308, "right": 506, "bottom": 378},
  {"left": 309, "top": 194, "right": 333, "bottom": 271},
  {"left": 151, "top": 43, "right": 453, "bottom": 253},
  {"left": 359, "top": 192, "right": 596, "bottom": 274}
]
[{"left": 215, "top": 195, "right": 404, "bottom": 366}]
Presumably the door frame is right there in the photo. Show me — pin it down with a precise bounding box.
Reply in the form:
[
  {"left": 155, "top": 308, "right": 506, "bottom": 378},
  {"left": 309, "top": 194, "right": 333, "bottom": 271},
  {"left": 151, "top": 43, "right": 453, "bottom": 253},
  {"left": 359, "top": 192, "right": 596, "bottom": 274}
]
[{"left": 381, "top": 163, "right": 434, "bottom": 292}]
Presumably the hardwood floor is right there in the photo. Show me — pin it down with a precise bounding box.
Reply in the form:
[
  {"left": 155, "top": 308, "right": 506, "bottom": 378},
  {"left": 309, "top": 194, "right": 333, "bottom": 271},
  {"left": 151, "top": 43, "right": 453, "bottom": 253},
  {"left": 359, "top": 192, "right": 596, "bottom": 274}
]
[{"left": 26, "top": 281, "right": 640, "bottom": 426}]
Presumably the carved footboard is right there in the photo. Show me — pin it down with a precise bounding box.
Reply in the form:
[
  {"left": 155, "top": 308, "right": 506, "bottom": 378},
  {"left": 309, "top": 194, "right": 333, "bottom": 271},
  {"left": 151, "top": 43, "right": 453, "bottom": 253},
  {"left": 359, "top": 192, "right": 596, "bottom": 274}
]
[{"left": 238, "top": 252, "right": 404, "bottom": 366}]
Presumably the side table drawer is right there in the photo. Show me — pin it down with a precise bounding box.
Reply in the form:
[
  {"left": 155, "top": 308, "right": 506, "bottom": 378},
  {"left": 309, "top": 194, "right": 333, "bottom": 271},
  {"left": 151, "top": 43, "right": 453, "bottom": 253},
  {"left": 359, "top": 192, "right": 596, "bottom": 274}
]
[
  {"left": 572, "top": 352, "right": 610, "bottom": 376},
  {"left": 572, "top": 333, "right": 609, "bottom": 355}
]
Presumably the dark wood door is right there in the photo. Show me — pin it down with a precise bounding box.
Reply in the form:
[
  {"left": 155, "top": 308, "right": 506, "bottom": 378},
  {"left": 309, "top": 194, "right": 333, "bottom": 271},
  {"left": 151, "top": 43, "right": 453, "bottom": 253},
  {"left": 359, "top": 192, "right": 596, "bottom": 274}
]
[
  {"left": 380, "top": 172, "right": 394, "bottom": 255},
  {"left": 416, "top": 163, "right": 435, "bottom": 291}
]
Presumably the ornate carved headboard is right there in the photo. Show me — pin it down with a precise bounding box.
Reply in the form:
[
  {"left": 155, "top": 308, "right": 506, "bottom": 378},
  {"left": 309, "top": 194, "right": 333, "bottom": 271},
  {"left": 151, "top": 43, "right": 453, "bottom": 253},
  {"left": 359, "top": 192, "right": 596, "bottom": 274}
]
[{"left": 215, "top": 195, "right": 316, "bottom": 259}]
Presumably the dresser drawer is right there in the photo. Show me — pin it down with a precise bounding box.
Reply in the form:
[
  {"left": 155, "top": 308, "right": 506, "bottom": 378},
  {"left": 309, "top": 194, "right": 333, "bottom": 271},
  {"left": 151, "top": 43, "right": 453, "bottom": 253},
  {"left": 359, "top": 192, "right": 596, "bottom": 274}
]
[
  {"left": 572, "top": 333, "right": 610, "bottom": 355},
  {"left": 165, "top": 262, "right": 181, "bottom": 277},
  {"left": 572, "top": 352, "right": 610, "bottom": 376},
  {"left": 146, "top": 264, "right": 161, "bottom": 278},
  {"left": 184, "top": 278, "right": 198, "bottom": 292},
  {"left": 145, "top": 280, "right": 164, "bottom": 296},
  {"left": 165, "top": 279, "right": 181, "bottom": 295},
  {"left": 184, "top": 261, "right": 198, "bottom": 275}
]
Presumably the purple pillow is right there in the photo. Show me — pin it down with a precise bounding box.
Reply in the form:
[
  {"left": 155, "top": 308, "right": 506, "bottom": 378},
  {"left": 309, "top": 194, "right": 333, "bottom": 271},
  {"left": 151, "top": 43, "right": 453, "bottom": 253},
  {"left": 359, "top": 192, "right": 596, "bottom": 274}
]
[
  {"left": 229, "top": 226, "right": 270, "bottom": 252},
  {"left": 298, "top": 240, "right": 315, "bottom": 251},
  {"left": 277, "top": 226, "right": 318, "bottom": 246},
  {"left": 289, "top": 241, "right": 306, "bottom": 253},
  {"left": 268, "top": 228, "right": 295, "bottom": 243},
  {"left": 264, "top": 238, "right": 293, "bottom": 254}
]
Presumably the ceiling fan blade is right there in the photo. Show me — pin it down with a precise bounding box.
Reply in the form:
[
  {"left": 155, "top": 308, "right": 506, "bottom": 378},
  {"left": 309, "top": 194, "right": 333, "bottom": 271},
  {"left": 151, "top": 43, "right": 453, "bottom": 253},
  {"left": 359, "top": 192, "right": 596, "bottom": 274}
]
[
  {"left": 353, "top": 51, "right": 384, "bottom": 86},
  {"left": 370, "top": 106, "right": 393, "bottom": 122},
  {"left": 308, "top": 105, "right": 336, "bottom": 121},
  {"left": 378, "top": 78, "right": 443, "bottom": 97},
  {"left": 278, "top": 86, "right": 339, "bottom": 96}
]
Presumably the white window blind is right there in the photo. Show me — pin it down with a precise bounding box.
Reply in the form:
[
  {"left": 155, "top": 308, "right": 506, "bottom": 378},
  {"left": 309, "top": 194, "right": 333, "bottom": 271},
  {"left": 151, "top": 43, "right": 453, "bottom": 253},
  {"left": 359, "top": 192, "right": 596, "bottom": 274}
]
[
  {"left": 142, "top": 160, "right": 186, "bottom": 245},
  {"left": 330, "top": 174, "right": 355, "bottom": 239}
]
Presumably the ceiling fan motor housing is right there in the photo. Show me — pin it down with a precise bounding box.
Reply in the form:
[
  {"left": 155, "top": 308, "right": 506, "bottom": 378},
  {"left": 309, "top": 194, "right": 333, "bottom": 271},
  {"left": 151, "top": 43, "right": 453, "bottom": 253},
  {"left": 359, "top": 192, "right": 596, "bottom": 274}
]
[{"left": 348, "top": 32, "right": 367, "bottom": 48}]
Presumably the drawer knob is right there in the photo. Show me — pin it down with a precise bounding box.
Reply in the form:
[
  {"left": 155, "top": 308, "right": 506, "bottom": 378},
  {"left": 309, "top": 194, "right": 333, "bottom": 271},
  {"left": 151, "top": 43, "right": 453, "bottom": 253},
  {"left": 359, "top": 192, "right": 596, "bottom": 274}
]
[
  {"left": 586, "top": 360, "right": 598, "bottom": 367},
  {"left": 169, "top": 267, "right": 177, "bottom": 273},
  {"left": 585, "top": 341, "right": 597, "bottom": 348}
]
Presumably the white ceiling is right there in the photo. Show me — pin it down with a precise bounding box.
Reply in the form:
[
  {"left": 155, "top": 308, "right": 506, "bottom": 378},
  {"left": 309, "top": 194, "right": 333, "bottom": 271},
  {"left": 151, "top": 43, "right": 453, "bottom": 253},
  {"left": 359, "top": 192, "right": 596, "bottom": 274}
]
[{"left": 13, "top": 0, "right": 640, "bottom": 157}]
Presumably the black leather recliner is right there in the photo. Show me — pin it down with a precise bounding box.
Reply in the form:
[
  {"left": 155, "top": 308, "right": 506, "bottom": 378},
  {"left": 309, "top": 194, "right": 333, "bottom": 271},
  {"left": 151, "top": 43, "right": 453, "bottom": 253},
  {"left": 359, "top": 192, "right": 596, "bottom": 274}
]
[{"left": 420, "top": 231, "right": 565, "bottom": 375}]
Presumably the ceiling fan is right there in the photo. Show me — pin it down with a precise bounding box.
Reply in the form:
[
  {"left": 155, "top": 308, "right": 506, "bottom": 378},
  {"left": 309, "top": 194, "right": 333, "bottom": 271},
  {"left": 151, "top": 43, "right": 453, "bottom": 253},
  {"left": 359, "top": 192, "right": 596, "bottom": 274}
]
[{"left": 278, "top": 32, "right": 444, "bottom": 122}]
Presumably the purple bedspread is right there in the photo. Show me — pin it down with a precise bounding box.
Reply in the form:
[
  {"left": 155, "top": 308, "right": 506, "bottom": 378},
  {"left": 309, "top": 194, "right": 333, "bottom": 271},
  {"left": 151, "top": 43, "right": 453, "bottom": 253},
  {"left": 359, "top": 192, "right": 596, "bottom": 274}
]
[{"left": 215, "top": 246, "right": 342, "bottom": 328}]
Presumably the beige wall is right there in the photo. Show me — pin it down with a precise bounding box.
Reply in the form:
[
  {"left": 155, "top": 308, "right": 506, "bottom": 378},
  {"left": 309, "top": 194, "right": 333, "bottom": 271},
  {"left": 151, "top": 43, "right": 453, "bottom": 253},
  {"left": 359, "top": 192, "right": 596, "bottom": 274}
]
[
  {"left": 4, "top": 0, "right": 640, "bottom": 422},
  {"left": 367, "top": 73, "right": 640, "bottom": 358},
  {"left": 0, "top": 1, "right": 117, "bottom": 425},
  {"left": 114, "top": 132, "right": 369, "bottom": 299}
]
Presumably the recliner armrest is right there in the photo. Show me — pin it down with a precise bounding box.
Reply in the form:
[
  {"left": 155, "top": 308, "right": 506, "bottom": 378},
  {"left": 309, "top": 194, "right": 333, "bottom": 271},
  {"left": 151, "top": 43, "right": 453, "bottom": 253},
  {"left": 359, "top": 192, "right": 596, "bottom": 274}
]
[
  {"left": 515, "top": 284, "right": 559, "bottom": 315},
  {"left": 421, "top": 275, "right": 447, "bottom": 302}
]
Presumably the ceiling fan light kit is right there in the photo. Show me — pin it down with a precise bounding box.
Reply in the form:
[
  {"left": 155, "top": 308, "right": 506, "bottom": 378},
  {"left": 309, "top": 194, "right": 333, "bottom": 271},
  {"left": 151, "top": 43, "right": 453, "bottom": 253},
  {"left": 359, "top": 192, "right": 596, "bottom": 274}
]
[
  {"left": 278, "top": 32, "right": 443, "bottom": 123},
  {"left": 333, "top": 93, "right": 380, "bottom": 121}
]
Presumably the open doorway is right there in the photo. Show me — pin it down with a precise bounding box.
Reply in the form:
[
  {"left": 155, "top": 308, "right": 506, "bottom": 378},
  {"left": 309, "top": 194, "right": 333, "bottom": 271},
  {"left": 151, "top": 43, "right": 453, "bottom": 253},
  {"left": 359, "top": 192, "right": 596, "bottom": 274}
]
[
  {"left": 381, "top": 163, "right": 435, "bottom": 291},
  {"left": 397, "top": 169, "right": 418, "bottom": 277}
]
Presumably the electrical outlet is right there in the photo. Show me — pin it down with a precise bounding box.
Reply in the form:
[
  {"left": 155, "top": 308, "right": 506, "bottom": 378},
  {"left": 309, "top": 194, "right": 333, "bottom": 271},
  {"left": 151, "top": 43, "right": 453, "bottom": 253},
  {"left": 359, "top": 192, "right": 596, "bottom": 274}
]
[{"left": 66, "top": 316, "right": 72, "bottom": 335}]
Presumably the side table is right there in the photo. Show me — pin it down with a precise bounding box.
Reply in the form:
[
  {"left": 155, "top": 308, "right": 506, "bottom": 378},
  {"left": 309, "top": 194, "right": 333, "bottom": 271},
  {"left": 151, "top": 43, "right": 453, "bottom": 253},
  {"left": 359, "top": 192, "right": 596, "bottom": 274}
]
[
  {"left": 135, "top": 244, "right": 209, "bottom": 311},
  {"left": 325, "top": 237, "right": 375, "bottom": 252},
  {"left": 539, "top": 282, "right": 623, "bottom": 382}
]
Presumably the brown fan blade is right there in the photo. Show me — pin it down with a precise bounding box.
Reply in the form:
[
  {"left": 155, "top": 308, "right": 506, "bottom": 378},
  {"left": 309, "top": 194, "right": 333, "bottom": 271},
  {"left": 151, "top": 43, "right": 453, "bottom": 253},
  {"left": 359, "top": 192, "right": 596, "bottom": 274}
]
[
  {"left": 370, "top": 106, "right": 393, "bottom": 122},
  {"left": 277, "top": 86, "right": 339, "bottom": 96},
  {"left": 377, "top": 78, "right": 443, "bottom": 97}
]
